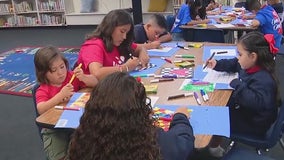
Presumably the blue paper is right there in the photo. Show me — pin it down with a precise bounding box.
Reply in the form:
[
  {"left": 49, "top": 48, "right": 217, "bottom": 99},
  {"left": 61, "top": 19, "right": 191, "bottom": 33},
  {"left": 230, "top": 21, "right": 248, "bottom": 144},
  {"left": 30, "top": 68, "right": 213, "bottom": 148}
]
[
  {"left": 156, "top": 105, "right": 230, "bottom": 137},
  {"left": 193, "top": 65, "right": 234, "bottom": 89},
  {"left": 55, "top": 105, "right": 230, "bottom": 137},
  {"left": 203, "top": 45, "right": 237, "bottom": 61},
  {"left": 147, "top": 42, "right": 184, "bottom": 57},
  {"left": 129, "top": 58, "right": 164, "bottom": 77},
  {"left": 55, "top": 109, "right": 84, "bottom": 128}
]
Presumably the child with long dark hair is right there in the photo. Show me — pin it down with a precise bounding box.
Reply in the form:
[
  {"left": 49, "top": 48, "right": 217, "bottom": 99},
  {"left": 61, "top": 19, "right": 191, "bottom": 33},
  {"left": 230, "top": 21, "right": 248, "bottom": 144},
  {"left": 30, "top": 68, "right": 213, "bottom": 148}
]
[
  {"left": 67, "top": 72, "right": 195, "bottom": 160},
  {"left": 77, "top": 9, "right": 149, "bottom": 80},
  {"left": 206, "top": 31, "right": 279, "bottom": 157}
]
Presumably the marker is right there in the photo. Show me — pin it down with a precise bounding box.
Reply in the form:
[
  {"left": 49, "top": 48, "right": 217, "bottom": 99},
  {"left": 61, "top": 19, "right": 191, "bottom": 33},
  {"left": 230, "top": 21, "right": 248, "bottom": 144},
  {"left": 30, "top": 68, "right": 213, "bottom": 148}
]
[
  {"left": 175, "top": 55, "right": 195, "bottom": 58},
  {"left": 69, "top": 63, "right": 82, "bottom": 84},
  {"left": 176, "top": 43, "right": 189, "bottom": 50},
  {"left": 133, "top": 74, "right": 155, "bottom": 78},
  {"left": 200, "top": 90, "right": 208, "bottom": 101},
  {"left": 54, "top": 106, "right": 80, "bottom": 111},
  {"left": 203, "top": 90, "right": 209, "bottom": 101},
  {"left": 161, "top": 57, "right": 172, "bottom": 63},
  {"left": 192, "top": 81, "right": 210, "bottom": 85},
  {"left": 203, "top": 52, "right": 216, "bottom": 69},
  {"left": 193, "top": 92, "right": 201, "bottom": 105},
  {"left": 154, "top": 75, "right": 186, "bottom": 78},
  {"left": 167, "top": 93, "right": 194, "bottom": 100},
  {"left": 150, "top": 78, "right": 174, "bottom": 83},
  {"left": 216, "top": 51, "right": 228, "bottom": 54}
]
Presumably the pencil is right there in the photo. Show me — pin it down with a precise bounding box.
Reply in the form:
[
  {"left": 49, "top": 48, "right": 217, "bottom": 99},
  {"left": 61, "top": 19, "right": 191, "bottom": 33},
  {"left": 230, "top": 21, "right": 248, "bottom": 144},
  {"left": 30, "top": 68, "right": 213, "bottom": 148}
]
[
  {"left": 69, "top": 63, "right": 82, "bottom": 84},
  {"left": 203, "top": 52, "right": 216, "bottom": 69}
]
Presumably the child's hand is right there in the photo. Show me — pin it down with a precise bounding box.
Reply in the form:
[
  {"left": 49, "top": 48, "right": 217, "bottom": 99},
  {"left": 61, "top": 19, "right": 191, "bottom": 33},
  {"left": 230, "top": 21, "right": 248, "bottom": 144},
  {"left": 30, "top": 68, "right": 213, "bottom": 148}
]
[
  {"left": 59, "top": 83, "right": 74, "bottom": 102},
  {"left": 175, "top": 106, "right": 191, "bottom": 119},
  {"left": 124, "top": 57, "right": 140, "bottom": 71},
  {"left": 138, "top": 49, "right": 150, "bottom": 68},
  {"left": 73, "top": 66, "right": 84, "bottom": 81},
  {"left": 150, "top": 41, "right": 161, "bottom": 49},
  {"left": 206, "top": 59, "right": 217, "bottom": 69}
]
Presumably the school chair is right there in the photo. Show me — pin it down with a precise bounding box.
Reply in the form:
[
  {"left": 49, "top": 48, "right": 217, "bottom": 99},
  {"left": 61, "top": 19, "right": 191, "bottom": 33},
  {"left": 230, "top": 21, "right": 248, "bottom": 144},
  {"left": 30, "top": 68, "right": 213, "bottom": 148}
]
[
  {"left": 183, "top": 28, "right": 225, "bottom": 43},
  {"left": 222, "top": 145, "right": 275, "bottom": 160},
  {"left": 32, "top": 83, "right": 42, "bottom": 139},
  {"left": 229, "top": 102, "right": 284, "bottom": 155},
  {"left": 166, "top": 14, "right": 175, "bottom": 32}
]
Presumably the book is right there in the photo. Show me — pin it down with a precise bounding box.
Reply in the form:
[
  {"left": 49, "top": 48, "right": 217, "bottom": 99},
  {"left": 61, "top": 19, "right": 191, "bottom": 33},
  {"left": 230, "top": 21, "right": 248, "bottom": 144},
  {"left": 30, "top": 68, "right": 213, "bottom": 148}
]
[{"left": 66, "top": 92, "right": 90, "bottom": 108}]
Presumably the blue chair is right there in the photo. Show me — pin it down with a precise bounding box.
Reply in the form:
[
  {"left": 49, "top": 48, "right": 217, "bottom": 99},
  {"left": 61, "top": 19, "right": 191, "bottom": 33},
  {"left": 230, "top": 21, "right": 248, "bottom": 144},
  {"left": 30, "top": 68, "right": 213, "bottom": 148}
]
[
  {"left": 166, "top": 14, "right": 175, "bottom": 32},
  {"left": 230, "top": 102, "right": 284, "bottom": 154},
  {"left": 183, "top": 28, "right": 225, "bottom": 43},
  {"left": 32, "top": 83, "right": 42, "bottom": 138}
]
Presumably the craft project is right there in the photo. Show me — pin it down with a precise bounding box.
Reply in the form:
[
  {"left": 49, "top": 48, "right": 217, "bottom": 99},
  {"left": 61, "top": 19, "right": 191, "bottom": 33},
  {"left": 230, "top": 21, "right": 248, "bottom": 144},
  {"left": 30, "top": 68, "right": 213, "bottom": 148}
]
[
  {"left": 130, "top": 58, "right": 164, "bottom": 77},
  {"left": 66, "top": 92, "right": 90, "bottom": 108},
  {"left": 153, "top": 107, "right": 174, "bottom": 131},
  {"left": 180, "top": 79, "right": 215, "bottom": 92},
  {"left": 160, "top": 67, "right": 193, "bottom": 78}
]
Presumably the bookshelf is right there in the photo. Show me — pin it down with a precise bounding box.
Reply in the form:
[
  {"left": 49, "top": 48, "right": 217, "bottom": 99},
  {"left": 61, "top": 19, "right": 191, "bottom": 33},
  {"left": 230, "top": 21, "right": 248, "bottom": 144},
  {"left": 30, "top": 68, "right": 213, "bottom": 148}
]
[
  {"left": 173, "top": 0, "right": 183, "bottom": 15},
  {"left": 0, "top": 0, "right": 73, "bottom": 27}
]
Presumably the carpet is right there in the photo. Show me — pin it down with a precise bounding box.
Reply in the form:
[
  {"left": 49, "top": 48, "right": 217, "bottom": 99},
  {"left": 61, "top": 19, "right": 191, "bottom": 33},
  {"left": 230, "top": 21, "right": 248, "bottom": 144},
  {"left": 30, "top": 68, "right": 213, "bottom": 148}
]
[{"left": 0, "top": 47, "right": 79, "bottom": 97}]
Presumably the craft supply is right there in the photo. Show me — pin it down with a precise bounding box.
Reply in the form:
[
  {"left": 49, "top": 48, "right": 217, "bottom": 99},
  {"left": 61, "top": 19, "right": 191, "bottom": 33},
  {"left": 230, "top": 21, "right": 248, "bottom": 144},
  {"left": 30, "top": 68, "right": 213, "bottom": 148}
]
[
  {"left": 203, "top": 52, "right": 216, "bottom": 69},
  {"left": 192, "top": 81, "right": 210, "bottom": 85},
  {"left": 54, "top": 106, "right": 80, "bottom": 111},
  {"left": 216, "top": 51, "right": 228, "bottom": 54},
  {"left": 194, "top": 92, "right": 201, "bottom": 105},
  {"left": 69, "top": 63, "right": 82, "bottom": 84},
  {"left": 160, "top": 67, "right": 193, "bottom": 78},
  {"left": 176, "top": 42, "right": 189, "bottom": 50},
  {"left": 133, "top": 74, "right": 155, "bottom": 78},
  {"left": 144, "top": 84, "right": 158, "bottom": 94},
  {"left": 175, "top": 55, "right": 195, "bottom": 58},
  {"left": 167, "top": 93, "right": 194, "bottom": 100},
  {"left": 161, "top": 57, "right": 172, "bottom": 63},
  {"left": 150, "top": 78, "right": 174, "bottom": 83}
]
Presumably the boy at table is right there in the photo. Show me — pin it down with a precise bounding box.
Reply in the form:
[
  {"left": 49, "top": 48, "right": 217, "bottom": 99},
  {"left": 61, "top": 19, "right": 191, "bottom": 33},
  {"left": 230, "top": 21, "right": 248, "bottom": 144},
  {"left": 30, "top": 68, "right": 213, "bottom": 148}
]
[
  {"left": 248, "top": 0, "right": 282, "bottom": 49},
  {"left": 134, "top": 13, "right": 172, "bottom": 50}
]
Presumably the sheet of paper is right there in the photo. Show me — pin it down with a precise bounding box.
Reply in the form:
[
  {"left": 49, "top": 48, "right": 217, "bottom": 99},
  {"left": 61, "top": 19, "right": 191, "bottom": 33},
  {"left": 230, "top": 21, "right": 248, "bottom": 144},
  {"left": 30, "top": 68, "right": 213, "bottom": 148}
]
[
  {"left": 156, "top": 105, "right": 230, "bottom": 137},
  {"left": 203, "top": 68, "right": 238, "bottom": 84},
  {"left": 148, "top": 47, "right": 172, "bottom": 53}
]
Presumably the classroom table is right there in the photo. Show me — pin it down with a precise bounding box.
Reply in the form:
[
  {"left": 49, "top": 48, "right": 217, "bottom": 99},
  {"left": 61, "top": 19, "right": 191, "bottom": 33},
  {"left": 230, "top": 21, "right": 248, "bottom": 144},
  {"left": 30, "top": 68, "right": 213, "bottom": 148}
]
[{"left": 36, "top": 42, "right": 233, "bottom": 148}]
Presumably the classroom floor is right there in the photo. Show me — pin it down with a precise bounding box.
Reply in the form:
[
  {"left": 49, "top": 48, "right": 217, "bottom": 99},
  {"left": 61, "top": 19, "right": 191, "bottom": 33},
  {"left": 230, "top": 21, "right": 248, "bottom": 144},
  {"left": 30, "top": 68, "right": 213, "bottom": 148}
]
[{"left": 0, "top": 27, "right": 283, "bottom": 160}]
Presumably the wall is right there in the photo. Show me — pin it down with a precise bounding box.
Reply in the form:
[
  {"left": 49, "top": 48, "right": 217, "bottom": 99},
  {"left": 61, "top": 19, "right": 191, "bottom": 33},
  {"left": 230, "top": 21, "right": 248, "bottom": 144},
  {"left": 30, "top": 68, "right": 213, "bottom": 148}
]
[{"left": 66, "top": 0, "right": 173, "bottom": 25}]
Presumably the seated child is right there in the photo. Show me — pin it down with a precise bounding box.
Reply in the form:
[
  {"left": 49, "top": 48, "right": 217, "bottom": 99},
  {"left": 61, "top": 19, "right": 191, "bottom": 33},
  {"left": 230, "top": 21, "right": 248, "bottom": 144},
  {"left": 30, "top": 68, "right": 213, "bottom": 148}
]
[
  {"left": 67, "top": 72, "right": 195, "bottom": 160},
  {"left": 34, "top": 46, "right": 98, "bottom": 160},
  {"left": 206, "top": 31, "right": 279, "bottom": 157},
  {"left": 134, "top": 13, "right": 172, "bottom": 49}
]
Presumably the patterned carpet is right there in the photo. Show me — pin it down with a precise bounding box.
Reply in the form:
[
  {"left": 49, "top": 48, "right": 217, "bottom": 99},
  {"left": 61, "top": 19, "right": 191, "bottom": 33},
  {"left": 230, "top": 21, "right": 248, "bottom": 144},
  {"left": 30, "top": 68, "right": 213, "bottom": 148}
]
[{"left": 0, "top": 47, "right": 79, "bottom": 97}]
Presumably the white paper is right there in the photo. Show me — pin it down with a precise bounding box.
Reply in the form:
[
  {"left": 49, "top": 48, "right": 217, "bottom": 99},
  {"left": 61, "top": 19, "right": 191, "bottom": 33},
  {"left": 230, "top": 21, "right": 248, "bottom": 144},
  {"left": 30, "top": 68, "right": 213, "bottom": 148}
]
[
  {"left": 203, "top": 68, "right": 238, "bottom": 84},
  {"left": 147, "top": 47, "right": 172, "bottom": 53}
]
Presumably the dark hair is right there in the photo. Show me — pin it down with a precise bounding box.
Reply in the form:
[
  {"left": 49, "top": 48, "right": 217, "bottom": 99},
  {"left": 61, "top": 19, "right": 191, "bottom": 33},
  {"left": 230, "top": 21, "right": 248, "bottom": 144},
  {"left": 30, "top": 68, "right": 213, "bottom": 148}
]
[
  {"left": 67, "top": 72, "right": 161, "bottom": 160},
  {"left": 238, "top": 31, "right": 280, "bottom": 104},
  {"left": 247, "top": 0, "right": 261, "bottom": 12},
  {"left": 186, "top": 0, "right": 204, "bottom": 20},
  {"left": 34, "top": 46, "right": 68, "bottom": 84},
  {"left": 85, "top": 9, "right": 134, "bottom": 60},
  {"left": 150, "top": 13, "right": 167, "bottom": 30}
]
